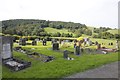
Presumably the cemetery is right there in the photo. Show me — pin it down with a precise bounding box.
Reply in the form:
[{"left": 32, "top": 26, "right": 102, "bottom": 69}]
[
  {"left": 0, "top": 1, "right": 119, "bottom": 77},
  {"left": 1, "top": 35, "right": 119, "bottom": 78}
]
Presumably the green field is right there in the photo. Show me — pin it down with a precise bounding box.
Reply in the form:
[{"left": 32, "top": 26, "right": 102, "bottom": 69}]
[
  {"left": 44, "top": 27, "right": 76, "bottom": 36},
  {"left": 2, "top": 38, "right": 119, "bottom": 78},
  {"left": 107, "top": 29, "right": 119, "bottom": 34},
  {"left": 44, "top": 27, "right": 72, "bottom": 34}
]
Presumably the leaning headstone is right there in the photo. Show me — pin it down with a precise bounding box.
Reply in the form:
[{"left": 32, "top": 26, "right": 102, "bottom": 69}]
[{"left": 52, "top": 42, "right": 59, "bottom": 50}]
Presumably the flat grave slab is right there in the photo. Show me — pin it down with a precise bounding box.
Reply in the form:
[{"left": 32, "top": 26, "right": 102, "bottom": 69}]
[
  {"left": 14, "top": 47, "right": 55, "bottom": 62},
  {"left": 1, "top": 36, "right": 31, "bottom": 71}
]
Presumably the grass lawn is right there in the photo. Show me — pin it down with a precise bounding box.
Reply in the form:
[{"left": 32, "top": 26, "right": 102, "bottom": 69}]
[
  {"left": 2, "top": 40, "right": 119, "bottom": 78},
  {"left": 90, "top": 38, "right": 117, "bottom": 48}
]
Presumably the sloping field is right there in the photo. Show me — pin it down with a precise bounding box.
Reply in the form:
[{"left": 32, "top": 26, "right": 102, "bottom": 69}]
[{"left": 107, "top": 29, "right": 119, "bottom": 34}]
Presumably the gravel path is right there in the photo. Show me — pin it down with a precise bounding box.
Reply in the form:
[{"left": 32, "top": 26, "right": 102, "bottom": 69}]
[{"left": 65, "top": 61, "right": 119, "bottom": 78}]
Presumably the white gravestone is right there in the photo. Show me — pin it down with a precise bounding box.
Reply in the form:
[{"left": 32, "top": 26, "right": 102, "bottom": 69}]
[{"left": 2, "top": 43, "right": 12, "bottom": 59}]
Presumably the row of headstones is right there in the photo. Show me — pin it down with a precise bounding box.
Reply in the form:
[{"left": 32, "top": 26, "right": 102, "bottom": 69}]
[
  {"left": 19, "top": 38, "right": 48, "bottom": 46},
  {"left": 19, "top": 38, "right": 60, "bottom": 51},
  {"left": 19, "top": 38, "right": 37, "bottom": 46},
  {"left": 18, "top": 38, "right": 73, "bottom": 46}
]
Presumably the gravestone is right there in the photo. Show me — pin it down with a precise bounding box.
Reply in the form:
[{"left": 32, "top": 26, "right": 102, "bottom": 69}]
[
  {"left": 95, "top": 41, "right": 98, "bottom": 45},
  {"left": 1, "top": 36, "right": 13, "bottom": 59},
  {"left": 111, "top": 42, "right": 113, "bottom": 45},
  {"left": 19, "top": 38, "right": 26, "bottom": 46},
  {"left": 63, "top": 50, "right": 68, "bottom": 59},
  {"left": 74, "top": 46, "right": 80, "bottom": 55},
  {"left": 52, "top": 42, "right": 59, "bottom": 50},
  {"left": 32, "top": 40, "right": 37, "bottom": 46}
]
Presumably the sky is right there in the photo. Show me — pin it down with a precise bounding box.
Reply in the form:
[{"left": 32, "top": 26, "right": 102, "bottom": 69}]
[{"left": 0, "top": 0, "right": 119, "bottom": 28}]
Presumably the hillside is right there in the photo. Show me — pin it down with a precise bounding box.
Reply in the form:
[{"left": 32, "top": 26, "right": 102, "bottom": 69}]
[
  {"left": 2, "top": 19, "right": 91, "bottom": 37},
  {"left": 107, "top": 29, "right": 119, "bottom": 34},
  {"left": 1, "top": 19, "right": 120, "bottom": 39},
  {"left": 44, "top": 27, "right": 71, "bottom": 34}
]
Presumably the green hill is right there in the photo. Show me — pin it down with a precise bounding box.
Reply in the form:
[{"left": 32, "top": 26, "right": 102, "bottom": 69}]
[
  {"left": 2, "top": 19, "right": 119, "bottom": 39},
  {"left": 107, "top": 29, "right": 119, "bottom": 34},
  {"left": 44, "top": 27, "right": 76, "bottom": 37},
  {"left": 44, "top": 27, "right": 71, "bottom": 34}
]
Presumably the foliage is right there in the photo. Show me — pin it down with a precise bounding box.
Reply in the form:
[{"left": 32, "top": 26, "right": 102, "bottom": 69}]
[
  {"left": 2, "top": 19, "right": 90, "bottom": 37},
  {"left": 1, "top": 19, "right": 120, "bottom": 39}
]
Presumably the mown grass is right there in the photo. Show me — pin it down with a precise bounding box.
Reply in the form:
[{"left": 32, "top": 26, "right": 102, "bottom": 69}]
[{"left": 2, "top": 40, "right": 119, "bottom": 78}]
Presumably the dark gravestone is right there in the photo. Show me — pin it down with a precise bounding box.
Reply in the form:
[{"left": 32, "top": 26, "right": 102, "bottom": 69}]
[
  {"left": 63, "top": 50, "right": 68, "bottom": 59},
  {"left": 13, "top": 37, "right": 16, "bottom": 42},
  {"left": 95, "top": 41, "right": 98, "bottom": 45},
  {"left": 111, "top": 42, "right": 113, "bottom": 45},
  {"left": 19, "top": 38, "right": 26, "bottom": 46},
  {"left": 74, "top": 46, "right": 80, "bottom": 55},
  {"left": 32, "top": 40, "right": 37, "bottom": 46},
  {"left": 52, "top": 42, "right": 59, "bottom": 50}
]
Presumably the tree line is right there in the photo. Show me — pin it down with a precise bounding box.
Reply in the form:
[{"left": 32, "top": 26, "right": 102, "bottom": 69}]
[{"left": 1, "top": 19, "right": 120, "bottom": 39}]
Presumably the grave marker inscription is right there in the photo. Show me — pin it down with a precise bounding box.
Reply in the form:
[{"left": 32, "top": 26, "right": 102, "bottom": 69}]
[{"left": 1, "top": 36, "right": 31, "bottom": 71}]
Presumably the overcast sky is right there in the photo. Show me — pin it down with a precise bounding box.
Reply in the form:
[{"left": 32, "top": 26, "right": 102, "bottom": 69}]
[{"left": 0, "top": 0, "right": 119, "bottom": 28}]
